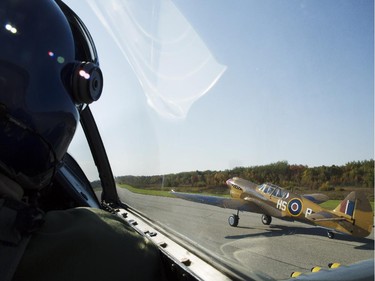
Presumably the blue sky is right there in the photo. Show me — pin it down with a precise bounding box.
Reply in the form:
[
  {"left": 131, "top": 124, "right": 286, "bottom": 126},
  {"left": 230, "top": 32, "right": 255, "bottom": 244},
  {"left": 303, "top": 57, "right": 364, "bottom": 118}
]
[{"left": 65, "top": 0, "right": 374, "bottom": 179}]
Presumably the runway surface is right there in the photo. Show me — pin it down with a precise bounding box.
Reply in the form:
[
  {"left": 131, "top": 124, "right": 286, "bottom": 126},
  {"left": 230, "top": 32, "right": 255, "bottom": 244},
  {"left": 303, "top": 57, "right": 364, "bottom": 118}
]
[{"left": 117, "top": 188, "right": 374, "bottom": 280}]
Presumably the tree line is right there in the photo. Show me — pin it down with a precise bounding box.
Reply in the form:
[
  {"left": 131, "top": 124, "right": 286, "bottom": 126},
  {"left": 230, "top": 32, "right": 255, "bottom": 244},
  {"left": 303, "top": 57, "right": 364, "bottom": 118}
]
[{"left": 115, "top": 160, "right": 374, "bottom": 192}]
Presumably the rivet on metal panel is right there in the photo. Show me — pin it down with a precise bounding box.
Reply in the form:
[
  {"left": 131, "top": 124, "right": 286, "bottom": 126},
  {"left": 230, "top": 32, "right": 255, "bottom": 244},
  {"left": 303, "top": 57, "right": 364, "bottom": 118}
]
[
  {"left": 158, "top": 242, "right": 167, "bottom": 248},
  {"left": 180, "top": 257, "right": 191, "bottom": 266}
]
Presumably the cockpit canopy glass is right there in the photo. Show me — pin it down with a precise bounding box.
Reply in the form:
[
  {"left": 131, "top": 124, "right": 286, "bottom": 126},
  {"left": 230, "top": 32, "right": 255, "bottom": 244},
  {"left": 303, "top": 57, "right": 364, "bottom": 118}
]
[
  {"left": 66, "top": 0, "right": 374, "bottom": 280},
  {"left": 258, "top": 183, "right": 289, "bottom": 199}
]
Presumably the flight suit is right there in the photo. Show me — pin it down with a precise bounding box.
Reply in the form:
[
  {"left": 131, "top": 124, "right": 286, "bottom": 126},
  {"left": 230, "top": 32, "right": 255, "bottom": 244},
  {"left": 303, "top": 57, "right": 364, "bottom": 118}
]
[{"left": 13, "top": 207, "right": 161, "bottom": 281}]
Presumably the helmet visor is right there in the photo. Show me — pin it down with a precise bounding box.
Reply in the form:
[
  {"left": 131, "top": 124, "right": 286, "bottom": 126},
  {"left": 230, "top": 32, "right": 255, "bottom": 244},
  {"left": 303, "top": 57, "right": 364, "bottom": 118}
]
[
  {"left": 0, "top": 60, "right": 58, "bottom": 189},
  {"left": 0, "top": 110, "right": 57, "bottom": 189}
]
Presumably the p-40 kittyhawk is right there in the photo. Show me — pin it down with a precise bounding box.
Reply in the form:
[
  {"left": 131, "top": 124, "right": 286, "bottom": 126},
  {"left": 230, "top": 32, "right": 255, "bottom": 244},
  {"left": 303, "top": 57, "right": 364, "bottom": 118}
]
[{"left": 171, "top": 177, "right": 373, "bottom": 239}]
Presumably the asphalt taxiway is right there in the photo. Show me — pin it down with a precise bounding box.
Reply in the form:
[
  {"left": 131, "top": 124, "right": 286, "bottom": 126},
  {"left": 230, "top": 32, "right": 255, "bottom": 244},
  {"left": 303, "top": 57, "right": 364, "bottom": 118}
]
[{"left": 117, "top": 188, "right": 374, "bottom": 280}]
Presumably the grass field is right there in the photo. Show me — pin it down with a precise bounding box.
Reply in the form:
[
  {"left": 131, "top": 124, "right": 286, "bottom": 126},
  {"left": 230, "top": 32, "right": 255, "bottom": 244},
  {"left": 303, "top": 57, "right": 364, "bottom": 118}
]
[
  {"left": 119, "top": 184, "right": 174, "bottom": 197},
  {"left": 119, "top": 184, "right": 374, "bottom": 211},
  {"left": 319, "top": 200, "right": 345, "bottom": 210},
  {"left": 320, "top": 200, "right": 374, "bottom": 211}
]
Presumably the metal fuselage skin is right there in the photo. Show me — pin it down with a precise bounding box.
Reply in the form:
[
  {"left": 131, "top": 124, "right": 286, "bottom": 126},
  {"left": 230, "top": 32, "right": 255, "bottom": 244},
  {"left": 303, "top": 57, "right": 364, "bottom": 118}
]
[
  {"left": 228, "top": 177, "right": 323, "bottom": 223},
  {"left": 226, "top": 177, "right": 373, "bottom": 237}
]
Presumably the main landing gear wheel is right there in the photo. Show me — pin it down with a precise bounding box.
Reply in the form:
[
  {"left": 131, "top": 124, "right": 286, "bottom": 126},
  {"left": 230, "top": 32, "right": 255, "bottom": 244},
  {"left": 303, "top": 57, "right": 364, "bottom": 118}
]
[
  {"left": 261, "top": 214, "right": 272, "bottom": 225},
  {"left": 327, "top": 231, "right": 335, "bottom": 239},
  {"left": 228, "top": 214, "right": 239, "bottom": 227}
]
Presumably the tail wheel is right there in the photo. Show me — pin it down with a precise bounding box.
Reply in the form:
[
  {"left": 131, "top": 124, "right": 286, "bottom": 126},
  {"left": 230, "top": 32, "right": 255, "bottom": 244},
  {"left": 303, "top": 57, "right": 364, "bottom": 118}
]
[
  {"left": 261, "top": 214, "right": 272, "bottom": 225},
  {"left": 228, "top": 214, "right": 239, "bottom": 227},
  {"left": 327, "top": 231, "right": 335, "bottom": 239}
]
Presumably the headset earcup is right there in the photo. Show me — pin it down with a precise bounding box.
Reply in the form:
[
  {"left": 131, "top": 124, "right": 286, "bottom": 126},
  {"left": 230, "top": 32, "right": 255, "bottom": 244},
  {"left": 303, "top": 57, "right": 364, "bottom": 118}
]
[{"left": 72, "top": 62, "right": 103, "bottom": 104}]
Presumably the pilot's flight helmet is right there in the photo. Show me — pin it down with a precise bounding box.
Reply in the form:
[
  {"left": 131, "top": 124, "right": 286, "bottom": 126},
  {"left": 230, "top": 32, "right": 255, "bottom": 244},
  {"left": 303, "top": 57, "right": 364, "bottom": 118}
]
[{"left": 0, "top": 0, "right": 103, "bottom": 189}]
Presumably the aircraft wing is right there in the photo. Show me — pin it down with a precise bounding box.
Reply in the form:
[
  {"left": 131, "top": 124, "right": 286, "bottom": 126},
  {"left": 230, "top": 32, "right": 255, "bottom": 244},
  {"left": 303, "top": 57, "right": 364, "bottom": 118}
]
[
  {"left": 302, "top": 193, "right": 329, "bottom": 204},
  {"left": 170, "top": 191, "right": 265, "bottom": 213}
]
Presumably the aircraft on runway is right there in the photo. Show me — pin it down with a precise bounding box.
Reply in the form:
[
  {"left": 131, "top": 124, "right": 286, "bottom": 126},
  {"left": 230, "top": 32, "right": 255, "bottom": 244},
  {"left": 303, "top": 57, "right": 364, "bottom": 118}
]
[{"left": 171, "top": 177, "right": 374, "bottom": 239}]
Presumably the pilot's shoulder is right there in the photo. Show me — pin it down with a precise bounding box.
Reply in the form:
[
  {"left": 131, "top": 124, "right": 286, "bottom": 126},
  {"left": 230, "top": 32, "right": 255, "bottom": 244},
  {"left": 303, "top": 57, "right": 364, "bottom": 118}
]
[
  {"left": 14, "top": 207, "right": 161, "bottom": 281},
  {"left": 41, "top": 207, "right": 155, "bottom": 249}
]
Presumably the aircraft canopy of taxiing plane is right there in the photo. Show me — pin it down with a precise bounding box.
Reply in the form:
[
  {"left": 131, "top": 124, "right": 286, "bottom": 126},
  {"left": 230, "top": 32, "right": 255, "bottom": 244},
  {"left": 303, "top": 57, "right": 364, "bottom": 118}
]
[{"left": 171, "top": 177, "right": 373, "bottom": 239}]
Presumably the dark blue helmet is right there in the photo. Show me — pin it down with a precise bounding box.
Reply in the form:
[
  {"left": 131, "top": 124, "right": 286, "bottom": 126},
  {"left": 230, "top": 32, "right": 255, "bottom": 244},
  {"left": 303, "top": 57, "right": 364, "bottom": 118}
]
[{"left": 0, "top": 0, "right": 103, "bottom": 189}]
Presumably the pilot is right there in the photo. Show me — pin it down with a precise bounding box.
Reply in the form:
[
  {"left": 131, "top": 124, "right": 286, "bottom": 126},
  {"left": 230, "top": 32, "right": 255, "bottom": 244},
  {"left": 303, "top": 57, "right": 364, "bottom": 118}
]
[{"left": 0, "top": 1, "right": 161, "bottom": 280}]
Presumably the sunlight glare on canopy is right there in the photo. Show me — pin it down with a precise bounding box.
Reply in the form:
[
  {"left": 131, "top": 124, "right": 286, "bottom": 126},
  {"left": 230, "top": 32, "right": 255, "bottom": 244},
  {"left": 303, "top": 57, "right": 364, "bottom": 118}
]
[{"left": 86, "top": 0, "right": 226, "bottom": 119}]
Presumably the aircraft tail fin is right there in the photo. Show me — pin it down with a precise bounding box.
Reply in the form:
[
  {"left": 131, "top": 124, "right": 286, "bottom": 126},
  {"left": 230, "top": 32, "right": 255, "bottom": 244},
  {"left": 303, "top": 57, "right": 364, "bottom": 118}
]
[
  {"left": 334, "top": 192, "right": 357, "bottom": 217},
  {"left": 333, "top": 191, "right": 373, "bottom": 237}
]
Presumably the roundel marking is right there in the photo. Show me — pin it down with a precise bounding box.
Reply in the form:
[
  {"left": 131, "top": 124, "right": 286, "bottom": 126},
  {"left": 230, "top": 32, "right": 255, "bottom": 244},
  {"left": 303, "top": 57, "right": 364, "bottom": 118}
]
[{"left": 287, "top": 198, "right": 303, "bottom": 216}]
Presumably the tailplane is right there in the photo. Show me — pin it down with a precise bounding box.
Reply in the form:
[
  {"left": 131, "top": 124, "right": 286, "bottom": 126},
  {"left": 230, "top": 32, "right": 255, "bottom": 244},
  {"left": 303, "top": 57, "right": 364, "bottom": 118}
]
[{"left": 333, "top": 191, "right": 373, "bottom": 237}]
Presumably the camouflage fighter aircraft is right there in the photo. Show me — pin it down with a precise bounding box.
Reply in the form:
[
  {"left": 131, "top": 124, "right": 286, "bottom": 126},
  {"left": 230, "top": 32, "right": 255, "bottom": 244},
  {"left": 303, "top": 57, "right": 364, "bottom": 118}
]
[{"left": 171, "top": 177, "right": 373, "bottom": 239}]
